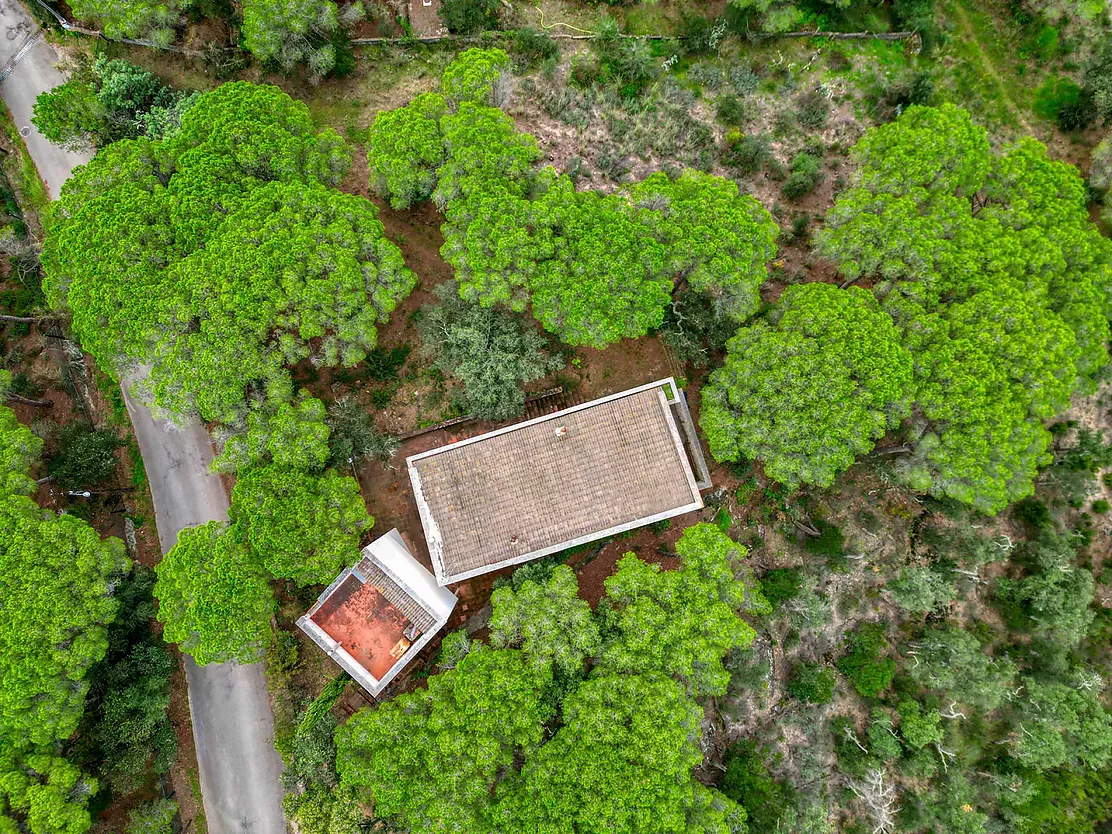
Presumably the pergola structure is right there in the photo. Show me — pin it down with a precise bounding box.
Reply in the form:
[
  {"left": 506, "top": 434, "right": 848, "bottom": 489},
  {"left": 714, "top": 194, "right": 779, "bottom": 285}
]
[
  {"left": 297, "top": 528, "right": 457, "bottom": 697},
  {"left": 408, "top": 378, "right": 711, "bottom": 585}
]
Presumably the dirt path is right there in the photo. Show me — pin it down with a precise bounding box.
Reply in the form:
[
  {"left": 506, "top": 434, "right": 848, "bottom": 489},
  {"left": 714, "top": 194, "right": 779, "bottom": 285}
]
[{"left": 949, "top": 0, "right": 1033, "bottom": 134}]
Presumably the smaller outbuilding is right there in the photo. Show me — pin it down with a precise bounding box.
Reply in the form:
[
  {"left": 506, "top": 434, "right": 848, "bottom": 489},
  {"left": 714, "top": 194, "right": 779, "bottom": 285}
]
[{"left": 297, "top": 528, "right": 457, "bottom": 697}]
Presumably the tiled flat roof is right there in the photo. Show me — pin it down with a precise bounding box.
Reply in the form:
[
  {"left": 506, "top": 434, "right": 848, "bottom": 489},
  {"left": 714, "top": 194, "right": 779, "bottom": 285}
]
[{"left": 408, "top": 379, "right": 704, "bottom": 585}]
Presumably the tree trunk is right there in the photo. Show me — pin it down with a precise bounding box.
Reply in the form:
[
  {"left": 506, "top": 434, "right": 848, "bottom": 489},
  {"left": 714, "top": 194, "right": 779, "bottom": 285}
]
[
  {"left": 875, "top": 445, "right": 913, "bottom": 456},
  {"left": 0, "top": 314, "right": 47, "bottom": 323},
  {"left": 5, "top": 392, "right": 52, "bottom": 408},
  {"left": 35, "top": 475, "right": 54, "bottom": 485}
]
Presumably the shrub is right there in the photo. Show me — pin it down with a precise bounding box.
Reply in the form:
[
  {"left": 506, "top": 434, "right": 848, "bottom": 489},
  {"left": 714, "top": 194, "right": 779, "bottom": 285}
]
[
  {"left": 837, "top": 622, "right": 895, "bottom": 698},
  {"left": 782, "top": 152, "right": 823, "bottom": 199},
  {"left": 1093, "top": 499, "right": 1110, "bottom": 514},
  {"left": 804, "top": 521, "right": 844, "bottom": 561},
  {"left": 1035, "top": 77, "right": 1094, "bottom": 131},
  {"left": 511, "top": 27, "right": 559, "bottom": 67},
  {"left": 720, "top": 741, "right": 795, "bottom": 834},
  {"left": 48, "top": 423, "right": 124, "bottom": 489},
  {"left": 326, "top": 397, "right": 399, "bottom": 467},
  {"left": 721, "top": 131, "right": 770, "bottom": 174},
  {"left": 440, "top": 0, "right": 500, "bottom": 33},
  {"left": 1014, "top": 497, "right": 1053, "bottom": 531},
  {"left": 716, "top": 94, "right": 747, "bottom": 126},
  {"left": 795, "top": 89, "right": 829, "bottom": 130},
  {"left": 126, "top": 798, "right": 178, "bottom": 834},
  {"left": 761, "top": 567, "right": 803, "bottom": 609},
  {"left": 787, "top": 662, "right": 836, "bottom": 704}
]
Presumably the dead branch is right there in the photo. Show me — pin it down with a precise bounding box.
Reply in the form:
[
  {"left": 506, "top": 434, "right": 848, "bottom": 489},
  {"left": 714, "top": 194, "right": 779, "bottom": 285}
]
[
  {"left": 849, "top": 769, "right": 899, "bottom": 834},
  {"left": 5, "top": 392, "right": 52, "bottom": 408}
]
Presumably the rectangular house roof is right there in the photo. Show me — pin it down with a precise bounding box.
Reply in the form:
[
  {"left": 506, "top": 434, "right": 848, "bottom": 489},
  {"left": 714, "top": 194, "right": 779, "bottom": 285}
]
[
  {"left": 408, "top": 378, "right": 706, "bottom": 585},
  {"left": 296, "top": 528, "right": 457, "bottom": 697}
]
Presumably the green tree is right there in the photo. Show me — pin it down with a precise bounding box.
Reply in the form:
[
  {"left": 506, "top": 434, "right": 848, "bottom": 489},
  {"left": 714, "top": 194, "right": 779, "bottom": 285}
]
[
  {"left": 888, "top": 565, "right": 955, "bottom": 613},
  {"left": 0, "top": 495, "right": 129, "bottom": 746},
  {"left": 216, "top": 392, "right": 332, "bottom": 473},
  {"left": 599, "top": 523, "right": 760, "bottom": 697},
  {"left": 85, "top": 643, "right": 176, "bottom": 793},
  {"left": 631, "top": 170, "right": 778, "bottom": 322},
  {"left": 47, "top": 424, "right": 123, "bottom": 489},
  {"left": 850, "top": 103, "right": 991, "bottom": 197},
  {"left": 366, "top": 93, "right": 448, "bottom": 209},
  {"left": 418, "top": 281, "right": 562, "bottom": 421},
  {"left": 818, "top": 105, "right": 1112, "bottom": 513},
  {"left": 700, "top": 283, "right": 913, "bottom": 489},
  {"left": 897, "top": 700, "right": 943, "bottom": 750},
  {"left": 905, "top": 626, "right": 1016, "bottom": 711},
  {"left": 43, "top": 83, "right": 360, "bottom": 424},
  {"left": 836, "top": 622, "right": 895, "bottom": 699},
  {"left": 125, "top": 798, "right": 178, "bottom": 834},
  {"left": 241, "top": 0, "right": 344, "bottom": 79},
  {"left": 787, "top": 662, "right": 836, "bottom": 704},
  {"left": 441, "top": 48, "right": 512, "bottom": 106},
  {"left": 0, "top": 382, "right": 42, "bottom": 496},
  {"left": 336, "top": 645, "right": 550, "bottom": 834},
  {"left": 489, "top": 564, "right": 600, "bottom": 675},
  {"left": 231, "top": 464, "right": 372, "bottom": 586},
  {"left": 433, "top": 102, "right": 539, "bottom": 208},
  {"left": 721, "top": 741, "right": 793, "bottom": 834},
  {"left": 31, "top": 81, "right": 105, "bottom": 152},
  {"left": 500, "top": 673, "right": 746, "bottom": 834},
  {"left": 325, "top": 397, "right": 399, "bottom": 467},
  {"left": 154, "top": 521, "right": 273, "bottom": 665},
  {"left": 67, "top": 0, "right": 188, "bottom": 47},
  {"left": 0, "top": 749, "right": 98, "bottom": 834},
  {"left": 1010, "top": 678, "right": 1112, "bottom": 771},
  {"left": 147, "top": 182, "right": 413, "bottom": 423}
]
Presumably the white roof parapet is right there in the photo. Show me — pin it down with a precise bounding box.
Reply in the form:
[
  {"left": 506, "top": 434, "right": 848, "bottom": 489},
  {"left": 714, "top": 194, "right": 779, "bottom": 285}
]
[
  {"left": 297, "top": 528, "right": 457, "bottom": 698},
  {"left": 408, "top": 378, "right": 708, "bottom": 586}
]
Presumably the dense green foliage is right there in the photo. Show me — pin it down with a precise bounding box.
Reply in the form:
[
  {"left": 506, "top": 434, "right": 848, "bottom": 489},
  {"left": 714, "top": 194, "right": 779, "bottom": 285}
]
[
  {"left": 231, "top": 464, "right": 372, "bottom": 586},
  {"left": 32, "top": 57, "right": 194, "bottom": 150},
  {"left": 68, "top": 0, "right": 188, "bottom": 46},
  {"left": 154, "top": 521, "right": 274, "bottom": 664},
  {"left": 335, "top": 523, "right": 762, "bottom": 834},
  {"left": 418, "top": 280, "right": 563, "bottom": 421},
  {"left": 0, "top": 396, "right": 130, "bottom": 834},
  {"left": 369, "top": 52, "right": 777, "bottom": 348},
  {"left": 43, "top": 82, "right": 410, "bottom": 428},
  {"left": 817, "top": 105, "right": 1111, "bottom": 512},
  {"left": 701, "top": 283, "right": 913, "bottom": 489},
  {"left": 242, "top": 0, "right": 347, "bottom": 79},
  {"left": 47, "top": 423, "right": 124, "bottom": 489}
]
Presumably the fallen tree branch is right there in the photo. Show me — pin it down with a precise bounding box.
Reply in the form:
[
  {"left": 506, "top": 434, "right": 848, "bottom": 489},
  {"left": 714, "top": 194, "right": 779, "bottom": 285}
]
[{"left": 5, "top": 392, "right": 52, "bottom": 407}]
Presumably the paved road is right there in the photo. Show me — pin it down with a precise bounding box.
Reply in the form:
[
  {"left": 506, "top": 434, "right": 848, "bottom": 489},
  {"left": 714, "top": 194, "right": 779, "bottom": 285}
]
[
  {"left": 0, "top": 5, "right": 288, "bottom": 831},
  {"left": 124, "top": 376, "right": 288, "bottom": 834},
  {"left": 0, "top": 4, "right": 91, "bottom": 197}
]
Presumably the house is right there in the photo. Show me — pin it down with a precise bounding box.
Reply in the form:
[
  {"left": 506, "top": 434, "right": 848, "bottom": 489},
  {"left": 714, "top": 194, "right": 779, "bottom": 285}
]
[
  {"left": 408, "top": 377, "right": 711, "bottom": 586},
  {"left": 297, "top": 528, "right": 457, "bottom": 697}
]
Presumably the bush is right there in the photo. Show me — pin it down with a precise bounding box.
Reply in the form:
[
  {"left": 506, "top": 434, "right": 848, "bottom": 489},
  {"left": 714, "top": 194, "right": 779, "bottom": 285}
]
[
  {"left": 1035, "top": 77, "right": 1095, "bottom": 131},
  {"left": 761, "top": 567, "right": 803, "bottom": 609},
  {"left": 418, "top": 281, "right": 563, "bottom": 421},
  {"left": 440, "top": 0, "right": 500, "bottom": 34},
  {"left": 1092, "top": 499, "right": 1109, "bottom": 514},
  {"left": 511, "top": 27, "right": 559, "bottom": 67},
  {"left": 658, "top": 288, "right": 737, "bottom": 367},
  {"left": 48, "top": 423, "right": 124, "bottom": 489},
  {"left": 795, "top": 89, "right": 829, "bottom": 130},
  {"left": 720, "top": 741, "right": 794, "bottom": 834},
  {"left": 836, "top": 622, "right": 895, "bottom": 698},
  {"left": 721, "top": 131, "right": 770, "bottom": 174},
  {"left": 782, "top": 152, "right": 824, "bottom": 199},
  {"left": 326, "top": 397, "right": 399, "bottom": 467},
  {"left": 787, "top": 662, "right": 836, "bottom": 704},
  {"left": 126, "top": 798, "right": 178, "bottom": 834},
  {"left": 804, "top": 520, "right": 844, "bottom": 561},
  {"left": 1014, "top": 497, "right": 1053, "bottom": 531},
  {"left": 716, "top": 94, "right": 748, "bottom": 126}
]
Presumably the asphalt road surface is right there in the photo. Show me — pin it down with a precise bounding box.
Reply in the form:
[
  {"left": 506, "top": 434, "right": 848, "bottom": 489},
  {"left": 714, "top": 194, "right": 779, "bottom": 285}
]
[
  {"left": 0, "top": 5, "right": 288, "bottom": 830},
  {"left": 0, "top": 2, "right": 91, "bottom": 196}
]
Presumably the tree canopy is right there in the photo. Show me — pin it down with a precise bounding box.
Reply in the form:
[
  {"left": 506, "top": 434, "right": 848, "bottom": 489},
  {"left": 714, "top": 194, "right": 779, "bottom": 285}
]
[
  {"left": 814, "top": 103, "right": 1112, "bottom": 512},
  {"left": 154, "top": 521, "right": 274, "bottom": 665},
  {"left": 42, "top": 82, "right": 407, "bottom": 427},
  {"left": 335, "top": 526, "right": 758, "bottom": 834},
  {"left": 230, "top": 464, "right": 372, "bottom": 586},
  {"left": 700, "top": 283, "right": 913, "bottom": 490}
]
